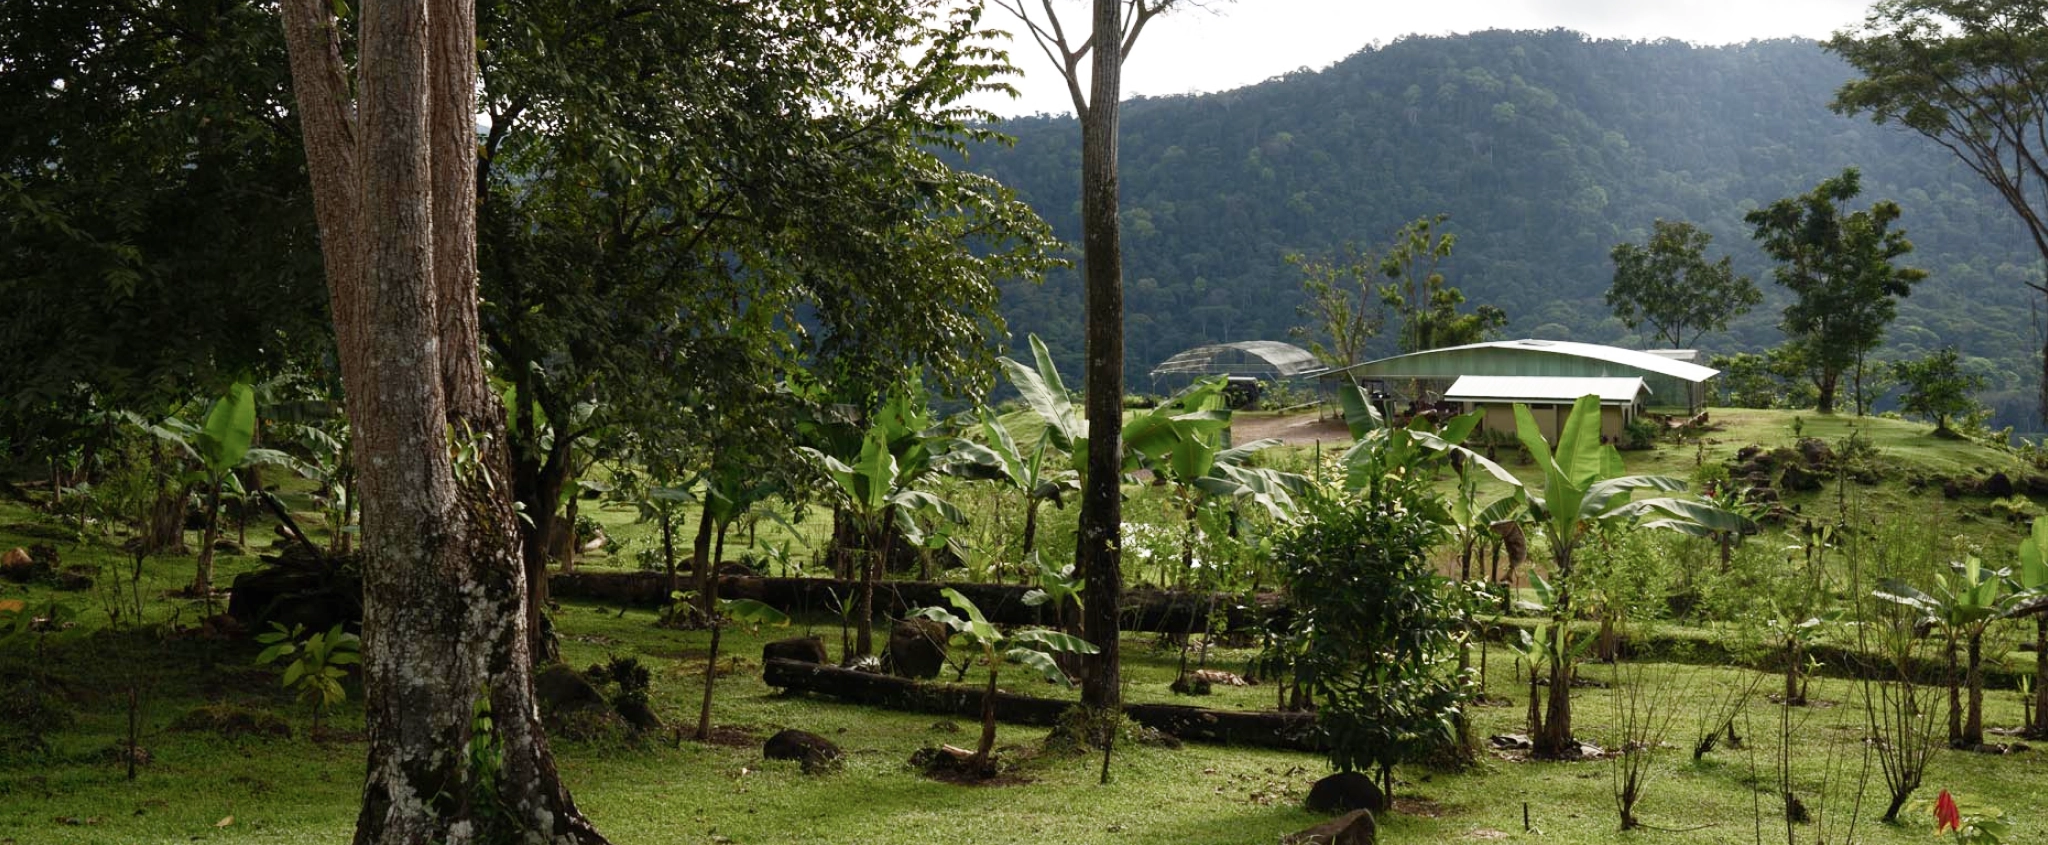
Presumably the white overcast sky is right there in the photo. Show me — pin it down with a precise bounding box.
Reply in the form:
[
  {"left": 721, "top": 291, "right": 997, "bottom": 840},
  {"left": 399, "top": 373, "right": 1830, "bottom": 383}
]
[{"left": 966, "top": 0, "right": 1878, "bottom": 117}]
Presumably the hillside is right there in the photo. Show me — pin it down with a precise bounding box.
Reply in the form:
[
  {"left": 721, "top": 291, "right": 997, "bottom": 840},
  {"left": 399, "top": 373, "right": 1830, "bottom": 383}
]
[{"left": 967, "top": 31, "right": 2043, "bottom": 427}]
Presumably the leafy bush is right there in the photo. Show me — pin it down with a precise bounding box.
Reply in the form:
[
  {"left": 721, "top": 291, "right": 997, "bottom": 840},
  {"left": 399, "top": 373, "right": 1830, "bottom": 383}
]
[{"left": 1277, "top": 486, "right": 1465, "bottom": 807}]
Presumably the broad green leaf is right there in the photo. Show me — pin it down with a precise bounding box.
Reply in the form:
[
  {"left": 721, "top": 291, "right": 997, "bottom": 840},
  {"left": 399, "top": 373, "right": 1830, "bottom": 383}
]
[
  {"left": 1335, "top": 383, "right": 1384, "bottom": 439},
  {"left": 1005, "top": 647, "right": 1070, "bottom": 685},
  {"left": 1439, "top": 411, "right": 1482, "bottom": 447},
  {"left": 1007, "top": 628, "right": 1098, "bottom": 654},
  {"left": 1552, "top": 394, "right": 1607, "bottom": 488},
  {"left": 997, "top": 335, "right": 1078, "bottom": 451},
  {"left": 1511, "top": 403, "right": 1555, "bottom": 473},
  {"left": 722, "top": 598, "right": 791, "bottom": 627},
  {"left": 197, "top": 382, "right": 256, "bottom": 474}
]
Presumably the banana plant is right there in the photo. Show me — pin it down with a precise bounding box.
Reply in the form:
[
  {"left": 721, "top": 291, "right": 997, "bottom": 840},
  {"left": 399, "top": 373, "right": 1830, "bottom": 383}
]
[
  {"left": 996, "top": 334, "right": 1082, "bottom": 470},
  {"left": 2016, "top": 518, "right": 2048, "bottom": 738},
  {"left": 1125, "top": 377, "right": 1309, "bottom": 585},
  {"left": 1877, "top": 556, "right": 2018, "bottom": 747},
  {"left": 1512, "top": 394, "right": 1750, "bottom": 759},
  {"left": 910, "top": 588, "right": 1097, "bottom": 771},
  {"left": 132, "top": 383, "right": 290, "bottom": 596},
  {"left": 798, "top": 384, "right": 966, "bottom": 657},
  {"left": 971, "top": 407, "right": 1078, "bottom": 563}
]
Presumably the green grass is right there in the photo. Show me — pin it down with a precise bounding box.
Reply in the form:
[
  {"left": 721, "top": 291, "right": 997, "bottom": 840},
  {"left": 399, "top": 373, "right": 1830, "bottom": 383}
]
[{"left": 4, "top": 409, "right": 2047, "bottom": 844}]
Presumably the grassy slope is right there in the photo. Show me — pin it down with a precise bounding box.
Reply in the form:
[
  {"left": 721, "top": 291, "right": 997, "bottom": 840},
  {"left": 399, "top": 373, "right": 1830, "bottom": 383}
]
[{"left": 4, "top": 407, "right": 2046, "bottom": 843}]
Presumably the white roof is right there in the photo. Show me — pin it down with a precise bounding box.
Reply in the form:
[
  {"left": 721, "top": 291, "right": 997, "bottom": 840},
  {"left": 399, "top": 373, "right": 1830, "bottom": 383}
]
[
  {"left": 1445, "top": 376, "right": 1650, "bottom": 405},
  {"left": 1352, "top": 338, "right": 1720, "bottom": 383}
]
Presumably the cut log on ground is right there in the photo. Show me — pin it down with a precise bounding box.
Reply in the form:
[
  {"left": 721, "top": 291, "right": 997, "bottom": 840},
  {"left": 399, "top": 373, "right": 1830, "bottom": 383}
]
[
  {"left": 552, "top": 572, "right": 1277, "bottom": 634},
  {"left": 761, "top": 658, "right": 1319, "bottom": 752}
]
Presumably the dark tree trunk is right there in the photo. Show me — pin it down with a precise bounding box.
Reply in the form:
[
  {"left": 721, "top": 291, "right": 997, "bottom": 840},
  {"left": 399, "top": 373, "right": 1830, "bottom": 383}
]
[
  {"left": 2034, "top": 616, "right": 2048, "bottom": 739},
  {"left": 660, "top": 508, "right": 677, "bottom": 596},
  {"left": 696, "top": 520, "right": 729, "bottom": 742},
  {"left": 974, "top": 668, "right": 1000, "bottom": 767},
  {"left": 1815, "top": 369, "right": 1839, "bottom": 415},
  {"left": 1964, "top": 631, "right": 1984, "bottom": 746},
  {"left": 512, "top": 399, "right": 572, "bottom": 661},
  {"left": 1075, "top": 0, "right": 1127, "bottom": 715},
  {"left": 689, "top": 504, "right": 715, "bottom": 599}
]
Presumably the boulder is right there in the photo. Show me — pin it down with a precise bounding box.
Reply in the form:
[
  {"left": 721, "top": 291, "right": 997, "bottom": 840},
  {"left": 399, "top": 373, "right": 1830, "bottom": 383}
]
[
  {"left": 762, "top": 635, "right": 829, "bottom": 666},
  {"left": 1985, "top": 472, "right": 2016, "bottom": 498},
  {"left": 1778, "top": 461, "right": 1823, "bottom": 493},
  {"left": 764, "top": 728, "right": 841, "bottom": 773},
  {"left": 1305, "top": 771, "right": 1385, "bottom": 814},
  {"left": 885, "top": 618, "right": 950, "bottom": 680},
  {"left": 0, "top": 547, "right": 31, "bottom": 582},
  {"left": 1796, "top": 437, "right": 1834, "bottom": 467},
  {"left": 534, "top": 664, "right": 608, "bottom": 715},
  {"left": 226, "top": 549, "right": 362, "bottom": 634},
  {"left": 1282, "top": 810, "right": 1376, "bottom": 845},
  {"left": 614, "top": 698, "right": 663, "bottom": 732}
]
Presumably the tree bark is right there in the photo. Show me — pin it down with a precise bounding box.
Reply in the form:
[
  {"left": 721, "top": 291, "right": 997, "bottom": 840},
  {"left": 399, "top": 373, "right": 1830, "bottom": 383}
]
[
  {"left": 2034, "top": 616, "right": 2047, "bottom": 739},
  {"left": 1964, "top": 631, "right": 1984, "bottom": 747},
  {"left": 280, "top": 0, "right": 604, "bottom": 840},
  {"left": 1075, "top": 0, "right": 1127, "bottom": 714},
  {"left": 194, "top": 478, "right": 222, "bottom": 595},
  {"left": 695, "top": 520, "right": 729, "bottom": 742}
]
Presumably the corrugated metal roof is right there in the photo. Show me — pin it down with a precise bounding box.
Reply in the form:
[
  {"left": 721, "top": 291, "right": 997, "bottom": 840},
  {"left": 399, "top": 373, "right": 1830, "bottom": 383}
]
[
  {"left": 1335, "top": 338, "right": 1719, "bottom": 383},
  {"left": 1149, "top": 341, "right": 1327, "bottom": 378},
  {"left": 1444, "top": 375, "right": 1650, "bottom": 404}
]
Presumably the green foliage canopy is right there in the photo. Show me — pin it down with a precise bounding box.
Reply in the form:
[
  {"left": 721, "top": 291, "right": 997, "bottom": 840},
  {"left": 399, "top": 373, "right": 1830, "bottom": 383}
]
[{"left": 1607, "top": 219, "right": 1761, "bottom": 349}]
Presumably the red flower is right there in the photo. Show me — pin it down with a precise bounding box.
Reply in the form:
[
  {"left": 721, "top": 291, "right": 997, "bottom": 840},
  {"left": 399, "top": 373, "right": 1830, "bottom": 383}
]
[{"left": 1934, "top": 789, "right": 1962, "bottom": 834}]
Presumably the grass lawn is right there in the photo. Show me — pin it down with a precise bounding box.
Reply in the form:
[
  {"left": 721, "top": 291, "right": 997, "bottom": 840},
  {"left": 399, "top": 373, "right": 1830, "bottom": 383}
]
[{"left": 4, "top": 405, "right": 2046, "bottom": 843}]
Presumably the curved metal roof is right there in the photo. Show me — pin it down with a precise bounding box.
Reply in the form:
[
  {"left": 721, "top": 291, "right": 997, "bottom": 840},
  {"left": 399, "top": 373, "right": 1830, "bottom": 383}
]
[
  {"left": 1149, "top": 341, "right": 1327, "bottom": 379},
  {"left": 1334, "top": 338, "right": 1719, "bottom": 383}
]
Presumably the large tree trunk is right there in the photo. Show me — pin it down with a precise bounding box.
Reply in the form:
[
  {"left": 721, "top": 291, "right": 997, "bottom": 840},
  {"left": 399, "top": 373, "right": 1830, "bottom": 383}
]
[
  {"left": 1075, "top": 0, "right": 1126, "bottom": 715},
  {"left": 1815, "top": 369, "right": 1839, "bottom": 415},
  {"left": 1964, "top": 631, "right": 1984, "bottom": 747},
  {"left": 512, "top": 389, "right": 573, "bottom": 661},
  {"left": 2034, "top": 616, "right": 2047, "bottom": 739},
  {"left": 280, "top": 0, "right": 604, "bottom": 841}
]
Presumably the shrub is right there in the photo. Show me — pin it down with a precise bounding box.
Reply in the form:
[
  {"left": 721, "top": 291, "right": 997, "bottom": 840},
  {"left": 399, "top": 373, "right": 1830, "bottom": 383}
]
[{"left": 1277, "top": 486, "right": 1465, "bottom": 807}]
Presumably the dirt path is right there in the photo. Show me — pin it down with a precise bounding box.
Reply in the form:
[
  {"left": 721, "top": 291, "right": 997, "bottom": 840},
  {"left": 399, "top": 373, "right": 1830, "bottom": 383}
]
[{"left": 1230, "top": 410, "right": 1351, "bottom": 447}]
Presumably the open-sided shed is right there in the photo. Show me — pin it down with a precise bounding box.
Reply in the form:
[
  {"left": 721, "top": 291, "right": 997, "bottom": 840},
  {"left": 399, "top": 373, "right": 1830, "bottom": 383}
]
[
  {"left": 1444, "top": 375, "right": 1649, "bottom": 442},
  {"left": 1320, "top": 338, "right": 1717, "bottom": 413},
  {"left": 1148, "top": 341, "right": 1326, "bottom": 395}
]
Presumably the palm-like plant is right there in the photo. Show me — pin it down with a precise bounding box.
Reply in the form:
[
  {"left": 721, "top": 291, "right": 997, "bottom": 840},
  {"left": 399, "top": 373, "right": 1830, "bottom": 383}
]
[
  {"left": 911, "top": 588, "right": 1097, "bottom": 772},
  {"left": 1512, "top": 395, "right": 1750, "bottom": 758},
  {"left": 1877, "top": 556, "right": 2019, "bottom": 747}
]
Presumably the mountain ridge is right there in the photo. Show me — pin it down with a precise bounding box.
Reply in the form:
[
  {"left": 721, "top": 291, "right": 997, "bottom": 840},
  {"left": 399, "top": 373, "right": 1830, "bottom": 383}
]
[{"left": 966, "top": 30, "right": 2041, "bottom": 426}]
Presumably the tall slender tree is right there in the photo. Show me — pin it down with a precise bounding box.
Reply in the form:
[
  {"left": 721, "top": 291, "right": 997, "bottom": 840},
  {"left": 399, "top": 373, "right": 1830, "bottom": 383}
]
[
  {"left": 990, "top": 0, "right": 1193, "bottom": 717},
  {"left": 1829, "top": 0, "right": 2048, "bottom": 424},
  {"left": 279, "top": 0, "right": 603, "bottom": 840}
]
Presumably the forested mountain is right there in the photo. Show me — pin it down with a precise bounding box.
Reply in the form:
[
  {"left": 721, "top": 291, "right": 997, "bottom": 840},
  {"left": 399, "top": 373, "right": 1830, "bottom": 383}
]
[{"left": 966, "top": 30, "right": 2043, "bottom": 427}]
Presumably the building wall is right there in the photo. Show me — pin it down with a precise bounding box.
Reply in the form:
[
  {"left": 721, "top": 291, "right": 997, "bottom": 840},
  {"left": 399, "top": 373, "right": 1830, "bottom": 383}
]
[{"left": 1468, "top": 401, "right": 1631, "bottom": 443}]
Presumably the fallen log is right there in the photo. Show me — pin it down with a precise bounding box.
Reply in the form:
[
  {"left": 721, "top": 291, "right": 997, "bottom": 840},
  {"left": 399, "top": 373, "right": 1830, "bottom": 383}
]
[
  {"left": 760, "top": 658, "right": 1319, "bottom": 751},
  {"left": 550, "top": 571, "right": 1278, "bottom": 634}
]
